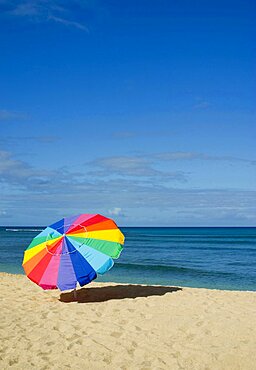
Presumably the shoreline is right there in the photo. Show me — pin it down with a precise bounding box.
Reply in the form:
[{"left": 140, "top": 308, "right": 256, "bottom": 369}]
[
  {"left": 1, "top": 272, "right": 256, "bottom": 369},
  {"left": 1, "top": 271, "right": 255, "bottom": 293}
]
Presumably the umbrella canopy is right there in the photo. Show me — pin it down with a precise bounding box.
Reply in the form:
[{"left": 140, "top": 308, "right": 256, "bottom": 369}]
[{"left": 22, "top": 214, "right": 125, "bottom": 291}]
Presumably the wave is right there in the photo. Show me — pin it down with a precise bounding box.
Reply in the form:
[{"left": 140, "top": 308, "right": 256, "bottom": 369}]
[
  {"left": 5, "top": 228, "right": 43, "bottom": 232},
  {"left": 115, "top": 262, "right": 237, "bottom": 277},
  {"left": 125, "top": 244, "right": 256, "bottom": 253},
  {"left": 127, "top": 233, "right": 256, "bottom": 238},
  {"left": 128, "top": 235, "right": 256, "bottom": 242}
]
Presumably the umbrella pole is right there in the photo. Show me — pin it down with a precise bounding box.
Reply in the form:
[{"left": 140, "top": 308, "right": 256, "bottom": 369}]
[{"left": 73, "top": 288, "right": 77, "bottom": 301}]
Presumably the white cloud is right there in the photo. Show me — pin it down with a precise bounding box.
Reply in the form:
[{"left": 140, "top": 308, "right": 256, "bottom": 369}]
[
  {"left": 48, "top": 15, "right": 88, "bottom": 31},
  {"left": 0, "top": 150, "right": 33, "bottom": 182},
  {"left": 0, "top": 149, "right": 255, "bottom": 226},
  {"left": 112, "top": 130, "right": 174, "bottom": 139},
  {"left": 154, "top": 151, "right": 255, "bottom": 165},
  {"left": 0, "top": 149, "right": 84, "bottom": 189},
  {"left": 87, "top": 156, "right": 188, "bottom": 181},
  {"left": 87, "top": 151, "right": 255, "bottom": 182},
  {"left": 1, "top": 180, "right": 255, "bottom": 226},
  {"left": 2, "top": 1, "right": 88, "bottom": 31},
  {"left": 108, "top": 207, "right": 122, "bottom": 216}
]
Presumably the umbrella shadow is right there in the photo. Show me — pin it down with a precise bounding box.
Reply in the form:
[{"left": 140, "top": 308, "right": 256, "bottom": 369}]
[{"left": 59, "top": 284, "right": 182, "bottom": 303}]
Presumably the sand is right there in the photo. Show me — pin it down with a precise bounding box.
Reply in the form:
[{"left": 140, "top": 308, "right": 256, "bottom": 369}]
[{"left": 0, "top": 273, "right": 255, "bottom": 370}]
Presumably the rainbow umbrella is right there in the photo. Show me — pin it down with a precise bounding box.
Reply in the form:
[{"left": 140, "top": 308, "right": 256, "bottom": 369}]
[{"left": 22, "top": 214, "right": 125, "bottom": 291}]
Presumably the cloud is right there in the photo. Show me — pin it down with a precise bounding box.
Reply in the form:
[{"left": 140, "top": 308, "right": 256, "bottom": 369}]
[
  {"left": 2, "top": 149, "right": 251, "bottom": 193},
  {"left": 87, "top": 155, "right": 188, "bottom": 181},
  {"left": 0, "top": 149, "right": 81, "bottom": 189},
  {"left": 112, "top": 130, "right": 174, "bottom": 139},
  {"left": 0, "top": 149, "right": 255, "bottom": 226},
  {"left": 0, "top": 136, "right": 60, "bottom": 145},
  {"left": 32, "top": 135, "right": 60, "bottom": 143},
  {"left": 1, "top": 174, "right": 255, "bottom": 226},
  {"left": 86, "top": 150, "right": 255, "bottom": 182},
  {"left": 48, "top": 14, "right": 88, "bottom": 31},
  {"left": 89, "top": 156, "right": 157, "bottom": 177},
  {"left": 1, "top": 1, "right": 88, "bottom": 31},
  {"left": 0, "top": 150, "right": 34, "bottom": 184},
  {"left": 154, "top": 151, "right": 256, "bottom": 165},
  {"left": 0, "top": 109, "right": 27, "bottom": 121},
  {"left": 108, "top": 207, "right": 124, "bottom": 216}
]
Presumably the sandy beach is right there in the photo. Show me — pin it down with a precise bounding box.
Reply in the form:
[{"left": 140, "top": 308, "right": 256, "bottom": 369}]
[{"left": 0, "top": 273, "right": 255, "bottom": 370}]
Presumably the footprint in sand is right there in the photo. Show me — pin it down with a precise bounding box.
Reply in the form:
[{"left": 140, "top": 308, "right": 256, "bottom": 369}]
[
  {"left": 67, "top": 338, "right": 83, "bottom": 350},
  {"left": 41, "top": 312, "right": 48, "bottom": 320},
  {"left": 127, "top": 348, "right": 135, "bottom": 355},
  {"left": 111, "top": 331, "right": 122, "bottom": 338},
  {"left": 8, "top": 358, "right": 19, "bottom": 366},
  {"left": 67, "top": 333, "right": 80, "bottom": 342},
  {"left": 103, "top": 356, "right": 112, "bottom": 365}
]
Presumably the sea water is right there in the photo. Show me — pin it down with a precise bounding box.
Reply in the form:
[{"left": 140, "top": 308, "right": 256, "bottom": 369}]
[{"left": 0, "top": 227, "right": 255, "bottom": 291}]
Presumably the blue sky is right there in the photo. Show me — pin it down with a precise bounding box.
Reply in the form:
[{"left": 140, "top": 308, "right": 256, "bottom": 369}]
[{"left": 0, "top": 0, "right": 255, "bottom": 226}]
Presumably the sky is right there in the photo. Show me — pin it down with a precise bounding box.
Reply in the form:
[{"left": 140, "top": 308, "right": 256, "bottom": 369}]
[{"left": 0, "top": 0, "right": 255, "bottom": 226}]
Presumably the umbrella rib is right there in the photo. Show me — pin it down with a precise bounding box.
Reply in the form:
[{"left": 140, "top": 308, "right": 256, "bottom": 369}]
[{"left": 45, "top": 224, "right": 88, "bottom": 256}]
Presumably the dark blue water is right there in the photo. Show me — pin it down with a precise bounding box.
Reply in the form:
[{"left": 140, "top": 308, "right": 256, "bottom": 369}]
[{"left": 0, "top": 227, "right": 255, "bottom": 291}]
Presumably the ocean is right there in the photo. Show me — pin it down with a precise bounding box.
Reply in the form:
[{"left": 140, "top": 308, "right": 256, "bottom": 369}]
[{"left": 0, "top": 227, "right": 255, "bottom": 291}]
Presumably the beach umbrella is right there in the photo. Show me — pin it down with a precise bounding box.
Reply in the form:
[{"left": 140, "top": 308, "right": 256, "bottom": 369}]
[{"left": 22, "top": 214, "right": 125, "bottom": 291}]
